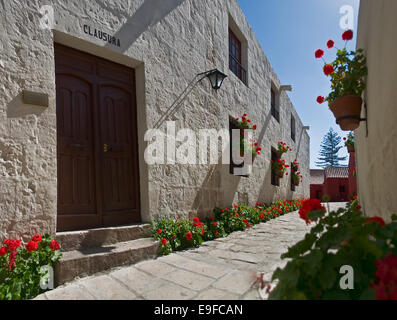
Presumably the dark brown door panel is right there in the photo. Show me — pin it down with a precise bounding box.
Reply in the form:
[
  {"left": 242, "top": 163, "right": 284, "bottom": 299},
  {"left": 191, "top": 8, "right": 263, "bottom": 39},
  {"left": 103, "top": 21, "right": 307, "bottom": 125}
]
[{"left": 55, "top": 43, "right": 140, "bottom": 231}]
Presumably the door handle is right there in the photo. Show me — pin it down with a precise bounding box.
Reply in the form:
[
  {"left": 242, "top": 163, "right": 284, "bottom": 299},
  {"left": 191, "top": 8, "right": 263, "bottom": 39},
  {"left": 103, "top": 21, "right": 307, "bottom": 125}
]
[{"left": 104, "top": 144, "right": 111, "bottom": 152}]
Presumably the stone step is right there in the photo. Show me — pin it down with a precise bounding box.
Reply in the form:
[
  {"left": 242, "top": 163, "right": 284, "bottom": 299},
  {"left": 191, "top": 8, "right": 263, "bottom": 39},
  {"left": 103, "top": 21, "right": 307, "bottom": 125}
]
[
  {"left": 55, "top": 237, "right": 159, "bottom": 286},
  {"left": 56, "top": 223, "right": 153, "bottom": 252}
]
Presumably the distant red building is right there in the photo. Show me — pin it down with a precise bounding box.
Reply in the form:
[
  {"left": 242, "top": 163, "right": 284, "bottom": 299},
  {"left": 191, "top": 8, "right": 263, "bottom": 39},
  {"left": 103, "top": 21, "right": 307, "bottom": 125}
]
[{"left": 310, "top": 153, "right": 357, "bottom": 201}]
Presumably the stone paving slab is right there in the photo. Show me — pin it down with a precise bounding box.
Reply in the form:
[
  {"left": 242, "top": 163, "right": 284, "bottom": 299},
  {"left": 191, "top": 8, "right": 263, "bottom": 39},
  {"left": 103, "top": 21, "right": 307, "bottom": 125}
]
[{"left": 35, "top": 203, "right": 347, "bottom": 300}]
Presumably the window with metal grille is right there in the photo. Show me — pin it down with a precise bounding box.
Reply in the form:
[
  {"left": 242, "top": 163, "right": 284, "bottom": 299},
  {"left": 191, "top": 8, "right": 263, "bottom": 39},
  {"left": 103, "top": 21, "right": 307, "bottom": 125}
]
[{"left": 229, "top": 29, "right": 247, "bottom": 85}]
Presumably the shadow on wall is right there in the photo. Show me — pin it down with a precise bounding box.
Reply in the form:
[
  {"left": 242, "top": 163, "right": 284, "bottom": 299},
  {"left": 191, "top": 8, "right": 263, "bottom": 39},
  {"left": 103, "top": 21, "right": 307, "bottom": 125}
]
[
  {"left": 107, "top": 0, "right": 187, "bottom": 52},
  {"left": 192, "top": 108, "right": 278, "bottom": 215},
  {"left": 6, "top": 93, "right": 47, "bottom": 118},
  {"left": 294, "top": 125, "right": 306, "bottom": 160},
  {"left": 191, "top": 157, "right": 241, "bottom": 218},
  {"left": 256, "top": 109, "right": 280, "bottom": 204}
]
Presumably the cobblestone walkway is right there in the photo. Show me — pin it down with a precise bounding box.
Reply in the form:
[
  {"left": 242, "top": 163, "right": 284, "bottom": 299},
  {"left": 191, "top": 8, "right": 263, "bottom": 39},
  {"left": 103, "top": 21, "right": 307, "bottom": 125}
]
[{"left": 35, "top": 203, "right": 346, "bottom": 300}]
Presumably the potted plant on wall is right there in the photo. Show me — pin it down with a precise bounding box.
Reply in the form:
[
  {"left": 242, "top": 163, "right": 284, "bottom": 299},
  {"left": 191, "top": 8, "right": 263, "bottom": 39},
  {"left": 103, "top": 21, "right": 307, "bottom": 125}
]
[
  {"left": 292, "top": 171, "right": 302, "bottom": 186},
  {"left": 230, "top": 114, "right": 260, "bottom": 176},
  {"left": 276, "top": 141, "right": 292, "bottom": 158},
  {"left": 271, "top": 159, "right": 289, "bottom": 178},
  {"left": 315, "top": 30, "right": 367, "bottom": 131},
  {"left": 344, "top": 132, "right": 355, "bottom": 153},
  {"left": 291, "top": 159, "right": 302, "bottom": 186}
]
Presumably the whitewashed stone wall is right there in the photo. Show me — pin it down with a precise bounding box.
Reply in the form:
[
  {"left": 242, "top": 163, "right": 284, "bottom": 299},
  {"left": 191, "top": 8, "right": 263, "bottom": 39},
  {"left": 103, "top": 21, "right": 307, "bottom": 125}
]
[
  {"left": 356, "top": 0, "right": 397, "bottom": 222},
  {"left": 0, "top": 0, "right": 310, "bottom": 239}
]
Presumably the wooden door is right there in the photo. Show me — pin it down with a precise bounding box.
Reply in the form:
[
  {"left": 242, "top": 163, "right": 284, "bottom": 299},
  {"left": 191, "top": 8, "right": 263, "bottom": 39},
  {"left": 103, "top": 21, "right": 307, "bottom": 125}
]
[{"left": 55, "top": 44, "right": 140, "bottom": 231}]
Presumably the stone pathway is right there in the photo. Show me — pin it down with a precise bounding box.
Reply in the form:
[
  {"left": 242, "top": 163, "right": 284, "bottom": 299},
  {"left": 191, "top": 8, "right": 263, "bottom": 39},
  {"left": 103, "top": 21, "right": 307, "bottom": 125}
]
[{"left": 35, "top": 202, "right": 347, "bottom": 300}]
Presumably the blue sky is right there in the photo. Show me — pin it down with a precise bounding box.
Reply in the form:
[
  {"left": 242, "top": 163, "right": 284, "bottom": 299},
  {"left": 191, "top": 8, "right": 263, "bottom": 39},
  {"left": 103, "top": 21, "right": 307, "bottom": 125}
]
[{"left": 238, "top": 0, "right": 360, "bottom": 169}]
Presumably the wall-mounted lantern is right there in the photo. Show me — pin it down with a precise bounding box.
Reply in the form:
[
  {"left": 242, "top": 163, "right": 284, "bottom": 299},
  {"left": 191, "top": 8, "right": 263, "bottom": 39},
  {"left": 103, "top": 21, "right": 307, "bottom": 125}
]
[{"left": 198, "top": 69, "right": 228, "bottom": 90}]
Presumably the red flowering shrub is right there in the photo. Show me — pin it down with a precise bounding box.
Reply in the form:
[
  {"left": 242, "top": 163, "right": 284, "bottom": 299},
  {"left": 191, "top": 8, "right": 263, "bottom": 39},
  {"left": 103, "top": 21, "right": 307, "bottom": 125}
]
[
  {"left": 153, "top": 200, "right": 304, "bottom": 256},
  {"left": 365, "top": 216, "right": 386, "bottom": 227},
  {"left": 270, "top": 201, "right": 397, "bottom": 300},
  {"left": 372, "top": 253, "right": 397, "bottom": 300},
  {"left": 298, "top": 198, "right": 326, "bottom": 225},
  {"left": 0, "top": 234, "right": 62, "bottom": 300}
]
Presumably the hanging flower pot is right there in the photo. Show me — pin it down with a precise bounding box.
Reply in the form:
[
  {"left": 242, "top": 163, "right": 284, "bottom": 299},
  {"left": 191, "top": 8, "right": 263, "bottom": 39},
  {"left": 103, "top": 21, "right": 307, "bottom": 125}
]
[
  {"left": 343, "top": 132, "right": 355, "bottom": 152},
  {"left": 271, "top": 159, "right": 288, "bottom": 179},
  {"left": 315, "top": 30, "right": 367, "bottom": 132},
  {"left": 229, "top": 113, "right": 260, "bottom": 177},
  {"left": 275, "top": 169, "right": 284, "bottom": 178},
  {"left": 330, "top": 95, "right": 362, "bottom": 131},
  {"left": 292, "top": 172, "right": 302, "bottom": 186}
]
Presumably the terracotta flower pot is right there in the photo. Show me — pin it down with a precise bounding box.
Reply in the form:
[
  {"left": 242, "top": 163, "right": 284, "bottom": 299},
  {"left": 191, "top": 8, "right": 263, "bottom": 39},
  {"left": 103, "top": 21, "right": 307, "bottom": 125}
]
[
  {"left": 329, "top": 95, "right": 362, "bottom": 131},
  {"left": 347, "top": 144, "right": 355, "bottom": 153},
  {"left": 275, "top": 169, "right": 284, "bottom": 178}
]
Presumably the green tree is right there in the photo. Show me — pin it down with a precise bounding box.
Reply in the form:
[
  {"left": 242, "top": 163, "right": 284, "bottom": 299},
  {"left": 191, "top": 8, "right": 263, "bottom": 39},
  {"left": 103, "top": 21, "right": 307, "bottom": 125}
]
[{"left": 315, "top": 128, "right": 347, "bottom": 168}]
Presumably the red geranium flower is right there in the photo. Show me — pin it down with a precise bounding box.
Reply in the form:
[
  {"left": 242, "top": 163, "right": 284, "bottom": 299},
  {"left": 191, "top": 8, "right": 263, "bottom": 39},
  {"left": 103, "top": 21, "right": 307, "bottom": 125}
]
[
  {"left": 342, "top": 29, "right": 353, "bottom": 41},
  {"left": 32, "top": 234, "right": 42, "bottom": 243},
  {"left": 213, "top": 222, "right": 217, "bottom": 227},
  {"left": 365, "top": 216, "right": 386, "bottom": 227},
  {"left": 26, "top": 240, "right": 38, "bottom": 253},
  {"left": 49, "top": 240, "right": 60, "bottom": 251},
  {"left": 0, "top": 247, "right": 6, "bottom": 257},
  {"left": 298, "top": 198, "right": 326, "bottom": 225},
  {"left": 323, "top": 64, "right": 334, "bottom": 76},
  {"left": 3, "top": 239, "right": 21, "bottom": 252},
  {"left": 315, "top": 49, "right": 324, "bottom": 59},
  {"left": 317, "top": 96, "right": 325, "bottom": 104},
  {"left": 161, "top": 238, "right": 167, "bottom": 245},
  {"left": 259, "top": 214, "right": 265, "bottom": 220},
  {"left": 193, "top": 217, "right": 199, "bottom": 223},
  {"left": 185, "top": 232, "right": 193, "bottom": 241},
  {"left": 327, "top": 40, "right": 334, "bottom": 49},
  {"left": 253, "top": 124, "right": 257, "bottom": 130},
  {"left": 157, "top": 228, "right": 162, "bottom": 234}
]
